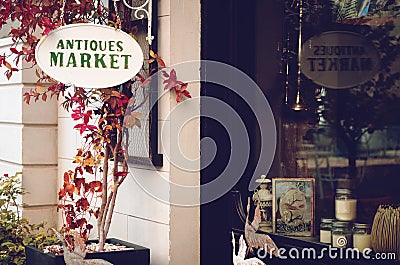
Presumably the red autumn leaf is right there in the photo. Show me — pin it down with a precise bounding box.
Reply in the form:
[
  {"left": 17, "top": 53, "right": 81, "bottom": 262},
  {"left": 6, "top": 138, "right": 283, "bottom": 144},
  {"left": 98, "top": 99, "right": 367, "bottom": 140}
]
[
  {"left": 84, "top": 165, "right": 94, "bottom": 174},
  {"left": 65, "top": 183, "right": 75, "bottom": 196},
  {"left": 84, "top": 182, "right": 90, "bottom": 193},
  {"left": 176, "top": 93, "right": 183, "bottom": 103},
  {"left": 43, "top": 27, "right": 51, "bottom": 36},
  {"left": 64, "top": 172, "right": 70, "bottom": 182},
  {"left": 70, "top": 94, "right": 84, "bottom": 105},
  {"left": 76, "top": 218, "right": 87, "bottom": 228},
  {"left": 182, "top": 90, "right": 191, "bottom": 98},
  {"left": 74, "top": 123, "right": 96, "bottom": 134},
  {"left": 78, "top": 166, "right": 83, "bottom": 175},
  {"left": 87, "top": 124, "right": 97, "bottom": 131},
  {"left": 5, "top": 71, "right": 12, "bottom": 80},
  {"left": 74, "top": 177, "right": 85, "bottom": 191},
  {"left": 69, "top": 222, "right": 77, "bottom": 229},
  {"left": 66, "top": 216, "right": 73, "bottom": 226},
  {"left": 83, "top": 110, "right": 92, "bottom": 124},
  {"left": 76, "top": 198, "right": 90, "bottom": 211},
  {"left": 58, "top": 188, "right": 66, "bottom": 200},
  {"left": 4, "top": 61, "right": 12, "bottom": 70},
  {"left": 71, "top": 108, "right": 83, "bottom": 120},
  {"left": 114, "top": 171, "right": 129, "bottom": 177},
  {"left": 136, "top": 73, "right": 145, "bottom": 82},
  {"left": 35, "top": 84, "right": 46, "bottom": 93},
  {"left": 163, "top": 69, "right": 185, "bottom": 91},
  {"left": 74, "top": 124, "right": 85, "bottom": 134},
  {"left": 76, "top": 148, "right": 83, "bottom": 156},
  {"left": 64, "top": 204, "right": 74, "bottom": 212},
  {"left": 23, "top": 92, "right": 31, "bottom": 104},
  {"left": 40, "top": 17, "right": 57, "bottom": 36},
  {"left": 149, "top": 50, "right": 166, "bottom": 68},
  {"left": 156, "top": 57, "right": 166, "bottom": 68},
  {"left": 180, "top": 83, "right": 189, "bottom": 91},
  {"left": 114, "top": 108, "right": 122, "bottom": 117},
  {"left": 9, "top": 47, "right": 19, "bottom": 54},
  {"left": 161, "top": 70, "right": 170, "bottom": 78},
  {"left": 89, "top": 180, "right": 102, "bottom": 193},
  {"left": 109, "top": 97, "right": 117, "bottom": 110}
]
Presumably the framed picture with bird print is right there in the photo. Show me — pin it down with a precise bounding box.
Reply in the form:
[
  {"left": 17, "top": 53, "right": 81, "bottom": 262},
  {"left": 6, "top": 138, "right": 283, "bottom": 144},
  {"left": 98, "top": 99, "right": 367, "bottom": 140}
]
[{"left": 272, "top": 178, "right": 315, "bottom": 236}]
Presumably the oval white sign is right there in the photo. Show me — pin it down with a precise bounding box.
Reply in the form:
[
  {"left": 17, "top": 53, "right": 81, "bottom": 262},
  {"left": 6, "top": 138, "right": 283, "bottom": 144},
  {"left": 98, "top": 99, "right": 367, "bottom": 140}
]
[
  {"left": 300, "top": 31, "right": 380, "bottom": 89},
  {"left": 35, "top": 24, "right": 144, "bottom": 88}
]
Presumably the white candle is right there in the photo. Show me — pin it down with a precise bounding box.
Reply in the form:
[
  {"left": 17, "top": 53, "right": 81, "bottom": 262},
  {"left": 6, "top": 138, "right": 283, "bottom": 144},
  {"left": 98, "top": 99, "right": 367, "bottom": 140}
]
[
  {"left": 353, "top": 234, "right": 371, "bottom": 252},
  {"left": 335, "top": 199, "right": 357, "bottom": 221},
  {"left": 320, "top": 230, "right": 331, "bottom": 243}
]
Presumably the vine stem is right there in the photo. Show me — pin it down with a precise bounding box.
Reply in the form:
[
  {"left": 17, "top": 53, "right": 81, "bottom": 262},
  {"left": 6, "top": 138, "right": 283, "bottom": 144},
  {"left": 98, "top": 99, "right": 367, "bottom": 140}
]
[{"left": 97, "top": 145, "right": 109, "bottom": 251}]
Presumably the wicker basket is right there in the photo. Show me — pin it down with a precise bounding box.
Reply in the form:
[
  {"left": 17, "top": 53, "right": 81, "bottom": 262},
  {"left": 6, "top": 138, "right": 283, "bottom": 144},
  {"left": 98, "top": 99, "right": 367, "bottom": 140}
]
[{"left": 371, "top": 205, "right": 400, "bottom": 260}]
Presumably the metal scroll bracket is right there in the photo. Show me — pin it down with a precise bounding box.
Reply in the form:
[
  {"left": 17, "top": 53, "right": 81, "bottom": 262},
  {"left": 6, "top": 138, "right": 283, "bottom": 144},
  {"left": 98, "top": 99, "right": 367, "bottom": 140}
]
[{"left": 112, "top": 0, "right": 154, "bottom": 45}]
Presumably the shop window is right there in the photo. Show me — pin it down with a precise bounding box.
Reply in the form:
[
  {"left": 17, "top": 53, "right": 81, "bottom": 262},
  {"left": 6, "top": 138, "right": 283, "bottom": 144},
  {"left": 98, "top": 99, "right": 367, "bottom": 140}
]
[
  {"left": 110, "top": 0, "right": 163, "bottom": 167},
  {"left": 279, "top": 0, "right": 400, "bottom": 223}
]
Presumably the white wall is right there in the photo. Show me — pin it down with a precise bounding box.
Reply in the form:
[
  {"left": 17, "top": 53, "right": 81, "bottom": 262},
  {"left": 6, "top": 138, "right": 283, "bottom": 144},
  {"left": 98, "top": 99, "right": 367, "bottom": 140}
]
[
  {"left": 107, "top": 1, "right": 201, "bottom": 264},
  {"left": 0, "top": 0, "right": 201, "bottom": 263},
  {"left": 0, "top": 37, "right": 58, "bottom": 227},
  {"left": 57, "top": 1, "right": 201, "bottom": 265}
]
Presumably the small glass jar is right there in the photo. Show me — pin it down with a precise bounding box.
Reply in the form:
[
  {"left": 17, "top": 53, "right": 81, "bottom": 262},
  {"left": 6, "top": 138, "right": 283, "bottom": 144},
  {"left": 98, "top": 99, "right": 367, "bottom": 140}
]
[
  {"left": 331, "top": 221, "right": 352, "bottom": 248},
  {"left": 320, "top": 218, "right": 334, "bottom": 244},
  {"left": 335, "top": 188, "right": 357, "bottom": 221},
  {"left": 353, "top": 223, "right": 371, "bottom": 252}
]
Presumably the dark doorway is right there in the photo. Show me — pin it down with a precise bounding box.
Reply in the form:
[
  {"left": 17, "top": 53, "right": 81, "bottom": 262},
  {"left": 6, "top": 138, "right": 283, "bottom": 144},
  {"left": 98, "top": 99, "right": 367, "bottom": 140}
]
[{"left": 200, "top": 1, "right": 283, "bottom": 264}]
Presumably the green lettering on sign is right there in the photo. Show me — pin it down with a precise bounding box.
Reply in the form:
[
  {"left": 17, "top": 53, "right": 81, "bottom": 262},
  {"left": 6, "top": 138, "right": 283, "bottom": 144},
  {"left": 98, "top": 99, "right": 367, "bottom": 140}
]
[
  {"left": 66, "top": 40, "right": 74, "bottom": 49},
  {"left": 94, "top": 54, "right": 107, "bottom": 68},
  {"left": 109, "top": 54, "right": 119, "bottom": 69},
  {"left": 50, "top": 52, "right": 64, "bottom": 67},
  {"left": 121, "top": 54, "right": 131, "bottom": 69},
  {"left": 66, "top": 53, "right": 77, "bottom": 67},
  {"left": 56, "top": 40, "right": 65, "bottom": 49},
  {"left": 80, "top": 53, "right": 91, "bottom": 68},
  {"left": 116, "top": 41, "right": 123, "bottom": 52}
]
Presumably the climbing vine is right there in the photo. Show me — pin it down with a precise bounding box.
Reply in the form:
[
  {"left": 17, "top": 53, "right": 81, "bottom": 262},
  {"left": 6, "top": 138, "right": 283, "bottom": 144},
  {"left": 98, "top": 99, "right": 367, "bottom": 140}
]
[{"left": 0, "top": 0, "right": 190, "bottom": 252}]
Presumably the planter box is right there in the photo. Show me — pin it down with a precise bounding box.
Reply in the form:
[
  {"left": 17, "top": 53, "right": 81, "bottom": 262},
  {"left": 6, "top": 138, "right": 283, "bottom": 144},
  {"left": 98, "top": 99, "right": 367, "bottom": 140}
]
[{"left": 25, "top": 238, "right": 150, "bottom": 265}]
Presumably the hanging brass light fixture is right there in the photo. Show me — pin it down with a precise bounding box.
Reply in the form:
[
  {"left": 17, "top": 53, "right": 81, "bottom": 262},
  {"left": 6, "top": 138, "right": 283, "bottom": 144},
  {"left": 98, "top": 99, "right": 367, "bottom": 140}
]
[
  {"left": 283, "top": 33, "right": 290, "bottom": 106},
  {"left": 292, "top": 0, "right": 306, "bottom": 111}
]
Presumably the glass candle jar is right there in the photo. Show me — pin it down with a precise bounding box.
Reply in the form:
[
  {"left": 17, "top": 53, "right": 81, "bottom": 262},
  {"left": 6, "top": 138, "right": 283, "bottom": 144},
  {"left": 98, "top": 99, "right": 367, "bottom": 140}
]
[
  {"left": 335, "top": 188, "right": 357, "bottom": 221},
  {"left": 353, "top": 223, "right": 371, "bottom": 252},
  {"left": 320, "top": 218, "right": 334, "bottom": 244},
  {"left": 332, "top": 221, "right": 352, "bottom": 248}
]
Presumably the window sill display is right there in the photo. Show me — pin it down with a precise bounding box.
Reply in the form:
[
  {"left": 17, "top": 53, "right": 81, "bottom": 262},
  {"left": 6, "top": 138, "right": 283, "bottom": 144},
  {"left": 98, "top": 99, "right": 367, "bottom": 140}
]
[{"left": 0, "top": 1, "right": 190, "bottom": 264}]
